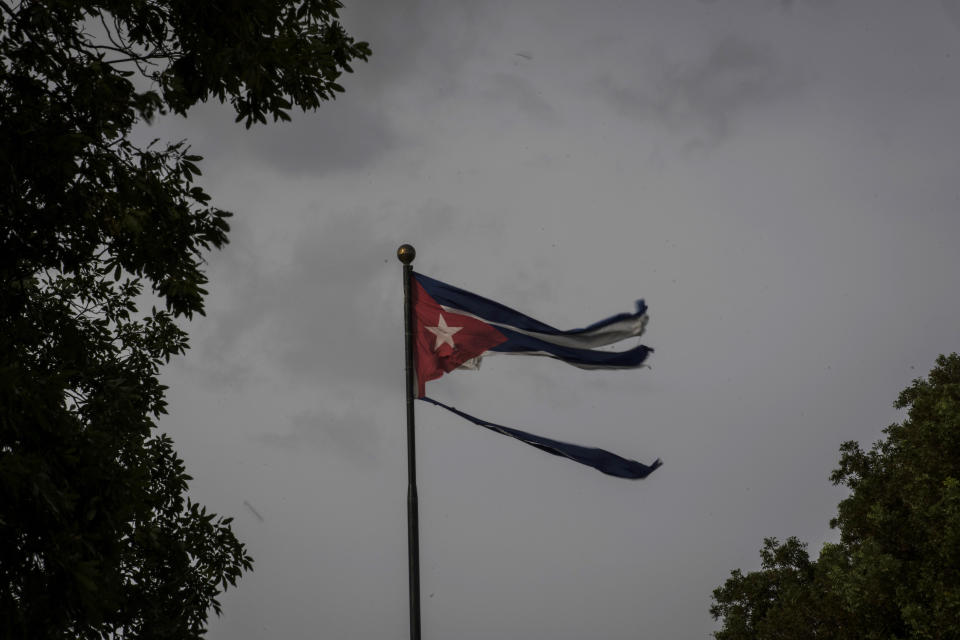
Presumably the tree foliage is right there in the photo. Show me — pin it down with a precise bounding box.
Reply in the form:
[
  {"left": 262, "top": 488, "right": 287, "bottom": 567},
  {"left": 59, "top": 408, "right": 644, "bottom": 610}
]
[
  {"left": 711, "top": 354, "right": 960, "bottom": 639},
  {"left": 0, "top": 1, "right": 369, "bottom": 637}
]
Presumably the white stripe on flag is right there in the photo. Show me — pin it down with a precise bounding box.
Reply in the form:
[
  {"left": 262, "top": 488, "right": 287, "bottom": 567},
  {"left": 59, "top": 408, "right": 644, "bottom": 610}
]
[
  {"left": 438, "top": 305, "right": 648, "bottom": 350},
  {"left": 457, "top": 350, "right": 651, "bottom": 371}
]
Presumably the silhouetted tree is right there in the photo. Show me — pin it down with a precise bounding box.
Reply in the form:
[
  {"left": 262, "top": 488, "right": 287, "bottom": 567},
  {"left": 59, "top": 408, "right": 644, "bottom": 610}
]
[
  {"left": 711, "top": 354, "right": 960, "bottom": 639},
  {"left": 0, "top": 1, "right": 369, "bottom": 637}
]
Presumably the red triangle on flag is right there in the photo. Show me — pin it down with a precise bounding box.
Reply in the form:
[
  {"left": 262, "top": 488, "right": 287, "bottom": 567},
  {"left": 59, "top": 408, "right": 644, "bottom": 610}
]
[{"left": 412, "top": 279, "right": 507, "bottom": 397}]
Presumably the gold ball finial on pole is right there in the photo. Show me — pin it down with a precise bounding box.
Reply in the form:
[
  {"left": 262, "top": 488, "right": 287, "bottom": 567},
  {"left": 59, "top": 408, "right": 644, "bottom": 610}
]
[{"left": 397, "top": 244, "right": 416, "bottom": 264}]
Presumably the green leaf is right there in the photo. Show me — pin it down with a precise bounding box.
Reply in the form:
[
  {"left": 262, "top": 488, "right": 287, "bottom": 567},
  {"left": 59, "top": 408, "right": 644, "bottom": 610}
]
[{"left": 1, "top": 0, "right": 370, "bottom": 633}]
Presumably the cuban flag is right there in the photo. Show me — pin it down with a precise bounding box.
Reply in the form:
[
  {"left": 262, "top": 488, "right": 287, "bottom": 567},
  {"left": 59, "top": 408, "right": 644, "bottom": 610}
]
[
  {"left": 412, "top": 272, "right": 653, "bottom": 397},
  {"left": 411, "top": 272, "right": 660, "bottom": 480}
]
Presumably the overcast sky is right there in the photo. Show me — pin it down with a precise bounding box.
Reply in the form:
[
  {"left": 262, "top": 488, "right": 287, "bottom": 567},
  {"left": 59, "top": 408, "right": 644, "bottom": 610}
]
[{"left": 148, "top": 1, "right": 960, "bottom": 638}]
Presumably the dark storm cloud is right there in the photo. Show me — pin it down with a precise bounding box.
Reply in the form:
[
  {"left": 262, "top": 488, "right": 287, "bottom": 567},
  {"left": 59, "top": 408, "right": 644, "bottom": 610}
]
[
  {"left": 598, "top": 36, "right": 797, "bottom": 143},
  {"left": 140, "top": 0, "right": 476, "bottom": 180},
  {"left": 697, "top": 0, "right": 834, "bottom": 7},
  {"left": 338, "top": 0, "right": 489, "bottom": 108},
  {"left": 194, "top": 200, "right": 466, "bottom": 391},
  {"left": 486, "top": 72, "right": 556, "bottom": 121},
  {"left": 159, "top": 91, "right": 397, "bottom": 179},
  {"left": 943, "top": 0, "right": 960, "bottom": 31},
  {"left": 778, "top": 0, "right": 835, "bottom": 9},
  {"left": 242, "top": 101, "right": 396, "bottom": 177},
  {"left": 259, "top": 408, "right": 382, "bottom": 463},
  {"left": 197, "top": 218, "right": 395, "bottom": 389},
  {"left": 155, "top": 0, "right": 486, "bottom": 179}
]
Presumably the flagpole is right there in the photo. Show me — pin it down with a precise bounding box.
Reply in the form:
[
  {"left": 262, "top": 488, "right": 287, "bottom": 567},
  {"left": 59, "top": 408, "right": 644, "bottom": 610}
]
[{"left": 397, "top": 243, "right": 421, "bottom": 640}]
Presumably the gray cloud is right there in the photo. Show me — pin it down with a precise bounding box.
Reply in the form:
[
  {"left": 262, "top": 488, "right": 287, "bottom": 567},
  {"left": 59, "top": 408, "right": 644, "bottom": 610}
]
[
  {"left": 191, "top": 199, "right": 476, "bottom": 392},
  {"left": 697, "top": 0, "right": 834, "bottom": 7},
  {"left": 779, "top": 0, "right": 836, "bottom": 9},
  {"left": 242, "top": 101, "right": 396, "bottom": 177},
  {"left": 598, "top": 36, "right": 797, "bottom": 144},
  {"left": 141, "top": 92, "right": 397, "bottom": 181},
  {"left": 943, "top": 0, "right": 960, "bottom": 32},
  {"left": 196, "top": 219, "right": 395, "bottom": 389},
  {"left": 259, "top": 408, "right": 382, "bottom": 463},
  {"left": 486, "top": 72, "right": 556, "bottom": 121},
  {"left": 139, "top": 1, "right": 487, "bottom": 180},
  {"left": 341, "top": 0, "right": 488, "bottom": 98}
]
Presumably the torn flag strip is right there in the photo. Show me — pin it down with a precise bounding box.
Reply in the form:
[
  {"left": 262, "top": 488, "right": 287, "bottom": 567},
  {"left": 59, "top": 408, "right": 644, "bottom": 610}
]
[{"left": 412, "top": 271, "right": 652, "bottom": 397}]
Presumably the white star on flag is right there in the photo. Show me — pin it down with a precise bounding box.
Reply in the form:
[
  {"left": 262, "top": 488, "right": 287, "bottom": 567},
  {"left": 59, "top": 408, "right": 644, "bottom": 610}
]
[{"left": 426, "top": 314, "right": 462, "bottom": 350}]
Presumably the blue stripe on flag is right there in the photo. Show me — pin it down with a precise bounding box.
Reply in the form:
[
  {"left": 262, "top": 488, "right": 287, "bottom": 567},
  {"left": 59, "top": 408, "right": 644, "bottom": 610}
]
[
  {"left": 420, "top": 396, "right": 662, "bottom": 480},
  {"left": 490, "top": 327, "right": 653, "bottom": 368},
  {"left": 414, "top": 272, "right": 646, "bottom": 338}
]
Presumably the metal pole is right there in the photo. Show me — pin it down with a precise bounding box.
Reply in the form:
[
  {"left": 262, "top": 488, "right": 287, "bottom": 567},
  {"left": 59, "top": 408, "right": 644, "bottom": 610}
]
[{"left": 397, "top": 243, "right": 420, "bottom": 640}]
